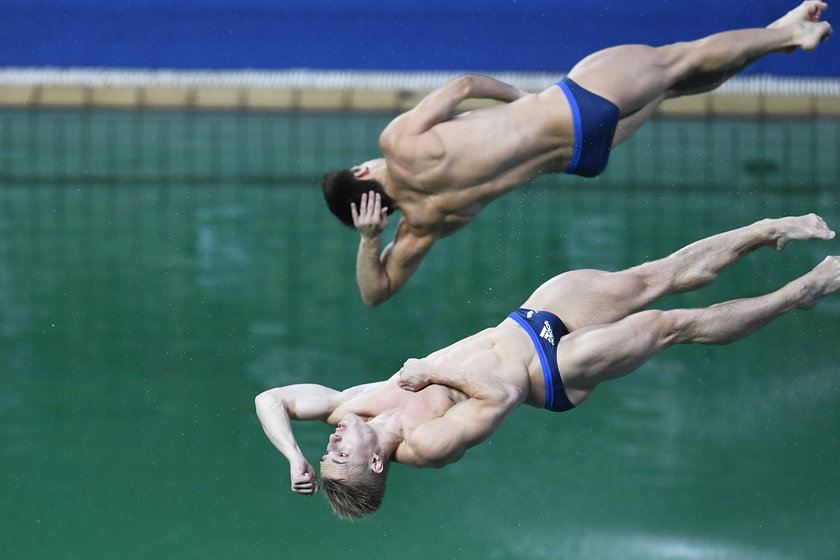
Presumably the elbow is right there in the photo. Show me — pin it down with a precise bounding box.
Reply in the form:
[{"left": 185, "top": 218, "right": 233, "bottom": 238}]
[
  {"left": 362, "top": 294, "right": 388, "bottom": 307},
  {"left": 457, "top": 74, "right": 479, "bottom": 95},
  {"left": 502, "top": 384, "right": 525, "bottom": 408},
  {"left": 254, "top": 388, "right": 282, "bottom": 412},
  {"left": 360, "top": 285, "right": 392, "bottom": 307},
  {"left": 254, "top": 391, "right": 270, "bottom": 413},
  {"left": 483, "top": 382, "right": 523, "bottom": 409}
]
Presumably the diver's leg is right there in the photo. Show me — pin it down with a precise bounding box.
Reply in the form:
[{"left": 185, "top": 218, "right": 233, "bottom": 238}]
[
  {"left": 567, "top": 2, "right": 831, "bottom": 117},
  {"left": 523, "top": 214, "right": 835, "bottom": 330},
  {"left": 557, "top": 255, "right": 840, "bottom": 389}
]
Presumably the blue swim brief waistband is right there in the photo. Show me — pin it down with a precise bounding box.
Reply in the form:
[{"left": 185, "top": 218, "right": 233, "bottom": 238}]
[
  {"left": 556, "top": 77, "right": 619, "bottom": 178},
  {"left": 508, "top": 307, "right": 575, "bottom": 412}
]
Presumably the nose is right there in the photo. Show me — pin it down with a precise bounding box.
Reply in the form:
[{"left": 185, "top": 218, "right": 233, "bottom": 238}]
[{"left": 330, "top": 433, "right": 340, "bottom": 442}]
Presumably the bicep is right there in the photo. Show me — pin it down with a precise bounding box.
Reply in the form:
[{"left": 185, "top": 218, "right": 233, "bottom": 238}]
[
  {"left": 256, "top": 384, "right": 343, "bottom": 421},
  {"left": 411, "top": 398, "right": 515, "bottom": 463}
]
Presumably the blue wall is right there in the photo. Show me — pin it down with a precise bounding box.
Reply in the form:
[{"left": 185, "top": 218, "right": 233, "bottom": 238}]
[{"left": 1, "top": 0, "right": 837, "bottom": 75}]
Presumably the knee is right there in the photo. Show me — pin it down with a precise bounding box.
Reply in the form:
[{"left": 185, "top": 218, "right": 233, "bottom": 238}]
[
  {"left": 658, "top": 308, "right": 704, "bottom": 345},
  {"left": 634, "top": 309, "right": 688, "bottom": 347},
  {"left": 626, "top": 262, "right": 674, "bottom": 299}
]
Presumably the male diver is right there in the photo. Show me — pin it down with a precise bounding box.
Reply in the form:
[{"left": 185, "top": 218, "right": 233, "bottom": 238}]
[
  {"left": 257, "top": 214, "right": 840, "bottom": 519},
  {"left": 321, "top": 1, "right": 833, "bottom": 305}
]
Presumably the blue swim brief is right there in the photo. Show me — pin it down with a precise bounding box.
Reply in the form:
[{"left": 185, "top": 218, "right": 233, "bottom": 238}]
[
  {"left": 507, "top": 307, "right": 575, "bottom": 412},
  {"left": 556, "top": 77, "right": 619, "bottom": 178}
]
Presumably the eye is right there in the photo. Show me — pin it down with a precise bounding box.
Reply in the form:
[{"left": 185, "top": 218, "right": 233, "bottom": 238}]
[{"left": 337, "top": 452, "right": 347, "bottom": 457}]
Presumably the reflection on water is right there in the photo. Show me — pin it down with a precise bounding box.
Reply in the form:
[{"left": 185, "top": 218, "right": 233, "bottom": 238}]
[{"left": 502, "top": 528, "right": 794, "bottom": 560}]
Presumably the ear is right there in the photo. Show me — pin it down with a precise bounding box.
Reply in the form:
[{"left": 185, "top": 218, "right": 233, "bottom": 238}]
[
  {"left": 370, "top": 453, "right": 384, "bottom": 474},
  {"left": 353, "top": 165, "right": 368, "bottom": 178}
]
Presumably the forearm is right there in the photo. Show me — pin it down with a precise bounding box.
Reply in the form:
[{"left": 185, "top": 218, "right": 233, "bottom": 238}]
[
  {"left": 411, "top": 359, "right": 520, "bottom": 404},
  {"left": 255, "top": 391, "right": 307, "bottom": 463},
  {"left": 356, "top": 235, "right": 392, "bottom": 306}
]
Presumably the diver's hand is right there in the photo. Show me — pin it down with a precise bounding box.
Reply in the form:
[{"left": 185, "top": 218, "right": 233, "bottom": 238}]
[
  {"left": 290, "top": 456, "right": 319, "bottom": 496},
  {"left": 397, "top": 358, "right": 433, "bottom": 392},
  {"left": 351, "top": 191, "right": 389, "bottom": 239}
]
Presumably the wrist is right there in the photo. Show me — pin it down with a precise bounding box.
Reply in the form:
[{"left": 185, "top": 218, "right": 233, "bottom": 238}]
[
  {"left": 359, "top": 230, "right": 381, "bottom": 243},
  {"left": 287, "top": 448, "right": 307, "bottom": 466}
]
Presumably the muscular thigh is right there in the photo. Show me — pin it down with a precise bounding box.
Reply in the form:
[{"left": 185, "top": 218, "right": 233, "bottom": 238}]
[
  {"left": 520, "top": 267, "right": 659, "bottom": 331},
  {"left": 567, "top": 43, "right": 692, "bottom": 116},
  {"left": 556, "top": 309, "right": 672, "bottom": 391}
]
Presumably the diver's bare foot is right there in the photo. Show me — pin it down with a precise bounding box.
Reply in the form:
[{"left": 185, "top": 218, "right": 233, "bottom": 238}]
[
  {"left": 795, "top": 256, "right": 840, "bottom": 310},
  {"left": 761, "top": 213, "right": 836, "bottom": 250},
  {"left": 769, "top": 1, "right": 828, "bottom": 28},
  {"left": 769, "top": 1, "right": 831, "bottom": 52},
  {"left": 794, "top": 20, "right": 833, "bottom": 50}
]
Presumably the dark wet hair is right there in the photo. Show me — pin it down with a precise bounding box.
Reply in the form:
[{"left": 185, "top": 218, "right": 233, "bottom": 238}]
[{"left": 322, "top": 169, "right": 396, "bottom": 228}]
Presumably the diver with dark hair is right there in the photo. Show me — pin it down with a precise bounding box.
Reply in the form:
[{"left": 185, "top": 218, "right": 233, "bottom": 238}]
[{"left": 320, "top": 2, "right": 831, "bottom": 306}]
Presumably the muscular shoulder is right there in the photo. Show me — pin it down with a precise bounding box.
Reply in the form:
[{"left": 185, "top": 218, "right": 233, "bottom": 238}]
[{"left": 380, "top": 115, "right": 445, "bottom": 165}]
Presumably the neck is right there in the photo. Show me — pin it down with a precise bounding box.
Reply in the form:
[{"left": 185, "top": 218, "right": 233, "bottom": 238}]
[
  {"left": 371, "top": 167, "right": 401, "bottom": 209},
  {"left": 368, "top": 415, "right": 403, "bottom": 459}
]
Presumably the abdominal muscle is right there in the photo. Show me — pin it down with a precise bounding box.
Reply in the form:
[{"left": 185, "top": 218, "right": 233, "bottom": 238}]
[{"left": 421, "top": 323, "right": 545, "bottom": 407}]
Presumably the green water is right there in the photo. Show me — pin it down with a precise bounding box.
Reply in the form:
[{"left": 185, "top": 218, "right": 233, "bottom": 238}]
[{"left": 1, "top": 109, "right": 839, "bottom": 559}]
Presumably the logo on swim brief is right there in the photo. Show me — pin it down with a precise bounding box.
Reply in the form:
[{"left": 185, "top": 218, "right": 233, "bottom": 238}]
[
  {"left": 526, "top": 310, "right": 535, "bottom": 318},
  {"left": 540, "top": 321, "right": 555, "bottom": 345}
]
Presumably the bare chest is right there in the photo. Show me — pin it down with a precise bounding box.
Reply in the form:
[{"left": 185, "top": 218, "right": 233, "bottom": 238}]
[{"left": 336, "top": 378, "right": 466, "bottom": 426}]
